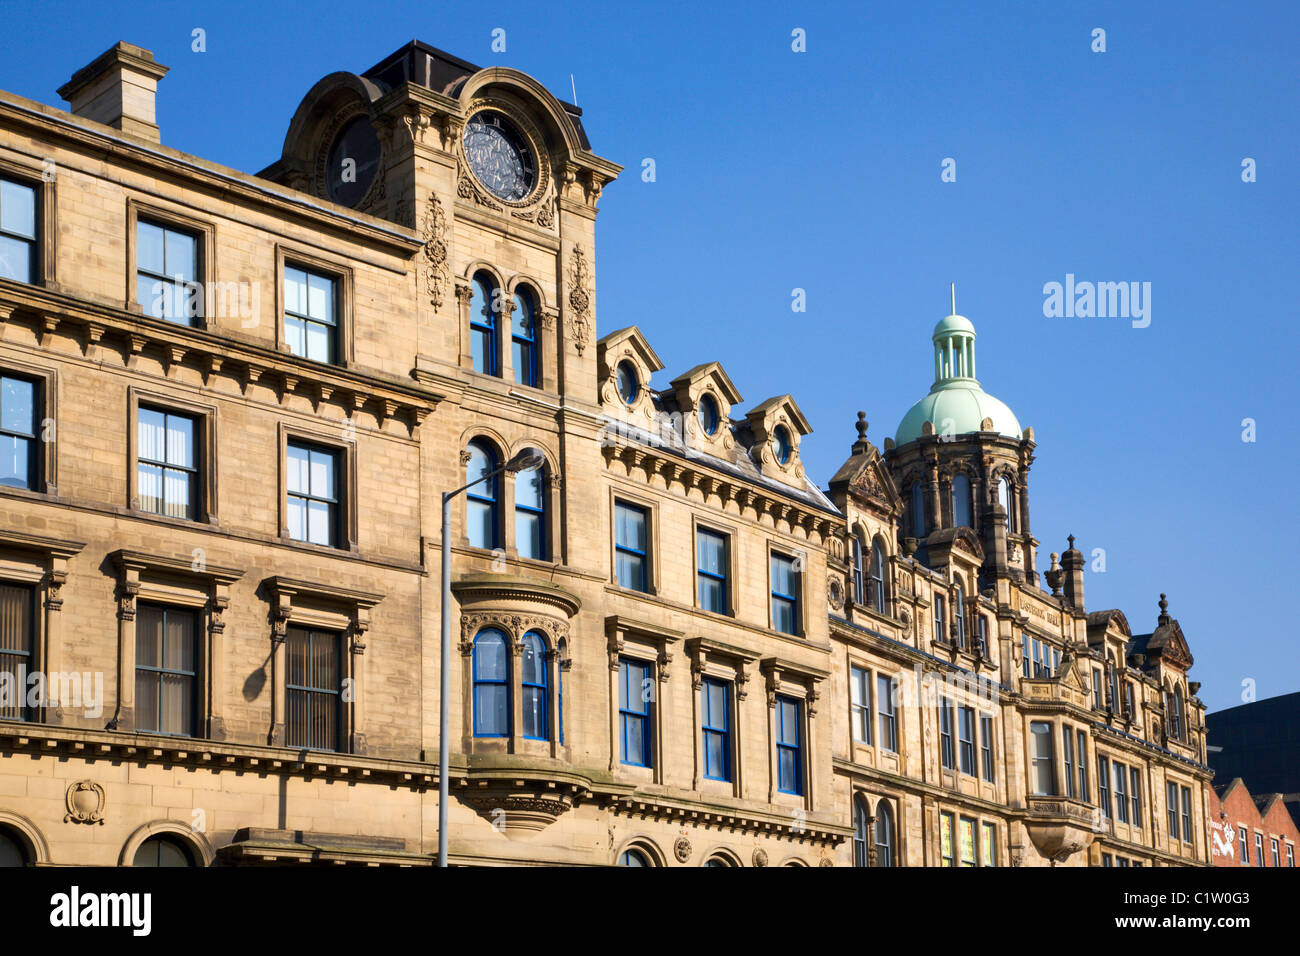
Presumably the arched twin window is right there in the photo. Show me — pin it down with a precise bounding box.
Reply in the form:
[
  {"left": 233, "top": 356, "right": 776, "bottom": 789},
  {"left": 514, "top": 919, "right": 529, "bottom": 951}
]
[
  {"left": 951, "top": 474, "right": 972, "bottom": 529},
  {"left": 470, "top": 272, "right": 543, "bottom": 386},
  {"left": 465, "top": 440, "right": 549, "bottom": 559},
  {"left": 874, "top": 800, "right": 894, "bottom": 866},
  {"left": 853, "top": 795, "right": 895, "bottom": 867},
  {"left": 869, "top": 539, "right": 886, "bottom": 614}
]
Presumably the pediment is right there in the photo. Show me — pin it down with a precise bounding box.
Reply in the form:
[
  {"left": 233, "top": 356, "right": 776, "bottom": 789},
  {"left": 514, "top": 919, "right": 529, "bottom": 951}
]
[{"left": 845, "top": 451, "right": 901, "bottom": 515}]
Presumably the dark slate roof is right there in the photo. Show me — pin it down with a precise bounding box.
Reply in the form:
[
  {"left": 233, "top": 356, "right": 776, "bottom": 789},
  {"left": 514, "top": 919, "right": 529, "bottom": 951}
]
[{"left": 362, "top": 40, "right": 591, "bottom": 149}]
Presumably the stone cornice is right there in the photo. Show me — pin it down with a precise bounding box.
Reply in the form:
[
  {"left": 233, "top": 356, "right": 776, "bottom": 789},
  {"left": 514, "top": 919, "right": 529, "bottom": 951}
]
[
  {"left": 0, "top": 529, "right": 85, "bottom": 560},
  {"left": 111, "top": 548, "right": 244, "bottom": 585},
  {"left": 452, "top": 573, "right": 582, "bottom": 618},
  {"left": 0, "top": 283, "right": 442, "bottom": 437}
]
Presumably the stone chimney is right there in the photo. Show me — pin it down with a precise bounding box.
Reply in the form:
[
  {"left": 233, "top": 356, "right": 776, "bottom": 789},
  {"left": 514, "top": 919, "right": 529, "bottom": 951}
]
[
  {"left": 57, "top": 42, "right": 169, "bottom": 142},
  {"left": 1061, "top": 534, "right": 1085, "bottom": 611}
]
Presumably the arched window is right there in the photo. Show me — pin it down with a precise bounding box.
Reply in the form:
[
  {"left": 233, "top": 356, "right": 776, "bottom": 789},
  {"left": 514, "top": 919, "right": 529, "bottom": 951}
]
[
  {"left": 951, "top": 474, "right": 972, "bottom": 528},
  {"left": 874, "top": 800, "right": 894, "bottom": 867},
  {"left": 521, "top": 630, "right": 548, "bottom": 740},
  {"left": 132, "top": 835, "right": 195, "bottom": 867},
  {"left": 954, "top": 583, "right": 966, "bottom": 649},
  {"left": 870, "top": 539, "right": 886, "bottom": 614},
  {"left": 511, "top": 287, "right": 538, "bottom": 387},
  {"left": 1173, "top": 688, "right": 1185, "bottom": 741},
  {"left": 852, "top": 536, "right": 865, "bottom": 605},
  {"left": 910, "top": 483, "right": 926, "bottom": 538},
  {"left": 469, "top": 271, "right": 499, "bottom": 376},
  {"left": 998, "top": 476, "right": 1015, "bottom": 532},
  {"left": 0, "top": 829, "right": 29, "bottom": 867},
  {"left": 618, "top": 848, "right": 651, "bottom": 866},
  {"left": 853, "top": 796, "right": 870, "bottom": 867},
  {"left": 557, "top": 637, "right": 567, "bottom": 745},
  {"left": 703, "top": 855, "right": 735, "bottom": 867},
  {"left": 465, "top": 440, "right": 499, "bottom": 550},
  {"left": 472, "top": 629, "right": 509, "bottom": 737},
  {"left": 514, "top": 462, "right": 547, "bottom": 560}
]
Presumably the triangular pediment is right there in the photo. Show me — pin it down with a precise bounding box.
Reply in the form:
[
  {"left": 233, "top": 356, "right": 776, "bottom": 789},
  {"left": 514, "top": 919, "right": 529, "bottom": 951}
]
[{"left": 844, "top": 450, "right": 901, "bottom": 514}]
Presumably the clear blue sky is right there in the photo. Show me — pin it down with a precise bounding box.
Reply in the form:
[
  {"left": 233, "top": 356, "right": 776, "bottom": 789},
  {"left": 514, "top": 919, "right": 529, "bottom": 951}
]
[{"left": 2, "top": 0, "right": 1295, "bottom": 713}]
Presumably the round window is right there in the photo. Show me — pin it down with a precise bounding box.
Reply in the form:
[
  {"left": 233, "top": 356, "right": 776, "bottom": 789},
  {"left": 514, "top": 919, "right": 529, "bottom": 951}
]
[
  {"left": 771, "top": 425, "right": 792, "bottom": 464},
  {"left": 698, "top": 393, "right": 720, "bottom": 436},
  {"left": 616, "top": 361, "right": 639, "bottom": 405}
]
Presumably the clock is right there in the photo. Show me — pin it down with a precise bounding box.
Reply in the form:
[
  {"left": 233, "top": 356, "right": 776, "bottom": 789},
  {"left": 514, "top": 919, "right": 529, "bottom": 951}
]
[
  {"left": 326, "top": 116, "right": 381, "bottom": 207},
  {"left": 464, "top": 110, "right": 537, "bottom": 202}
]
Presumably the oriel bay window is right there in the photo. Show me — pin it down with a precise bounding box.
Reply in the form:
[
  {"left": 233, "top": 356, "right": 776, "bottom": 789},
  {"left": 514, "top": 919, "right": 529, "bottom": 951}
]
[
  {"left": 285, "top": 626, "right": 341, "bottom": 751},
  {"left": 473, "top": 629, "right": 510, "bottom": 737},
  {"left": 1029, "top": 721, "right": 1056, "bottom": 795},
  {"left": 1063, "top": 727, "right": 1076, "bottom": 798},
  {"left": 134, "top": 604, "right": 197, "bottom": 736},
  {"left": 769, "top": 551, "right": 800, "bottom": 635},
  {"left": 696, "top": 528, "right": 729, "bottom": 614}
]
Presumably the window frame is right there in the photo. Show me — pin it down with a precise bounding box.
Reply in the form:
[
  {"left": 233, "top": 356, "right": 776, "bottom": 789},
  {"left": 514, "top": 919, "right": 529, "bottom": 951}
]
[
  {"left": 694, "top": 523, "right": 732, "bottom": 616},
  {"left": 0, "top": 158, "right": 56, "bottom": 287},
  {"left": 275, "top": 245, "right": 353, "bottom": 367},
  {"left": 769, "top": 548, "right": 802, "bottom": 637},
  {"left": 1029, "top": 720, "right": 1056, "bottom": 796},
  {"left": 618, "top": 656, "right": 654, "bottom": 768},
  {"left": 613, "top": 497, "right": 652, "bottom": 593},
  {"left": 128, "top": 388, "right": 219, "bottom": 525},
  {"left": 278, "top": 424, "right": 355, "bottom": 552},
  {"left": 700, "top": 676, "right": 731, "bottom": 782},
  {"left": 283, "top": 625, "right": 343, "bottom": 752},
  {"left": 0, "top": 581, "right": 36, "bottom": 722},
  {"left": 510, "top": 285, "right": 540, "bottom": 388},
  {"left": 874, "top": 799, "right": 894, "bottom": 867},
  {"left": 132, "top": 601, "right": 200, "bottom": 738},
  {"left": 465, "top": 438, "right": 502, "bottom": 552},
  {"left": 877, "top": 673, "right": 897, "bottom": 752},
  {"left": 849, "top": 664, "right": 872, "bottom": 745},
  {"left": 939, "top": 696, "right": 955, "bottom": 771},
  {"left": 0, "top": 361, "right": 57, "bottom": 498},
  {"left": 467, "top": 269, "right": 501, "bottom": 377},
  {"left": 512, "top": 460, "right": 549, "bottom": 562},
  {"left": 774, "top": 694, "right": 803, "bottom": 796},
  {"left": 979, "top": 713, "right": 995, "bottom": 783},
  {"left": 126, "top": 198, "right": 216, "bottom": 329}
]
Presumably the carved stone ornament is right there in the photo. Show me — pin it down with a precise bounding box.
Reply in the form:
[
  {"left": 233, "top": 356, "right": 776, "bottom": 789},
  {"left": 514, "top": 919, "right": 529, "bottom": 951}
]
[
  {"left": 64, "top": 780, "right": 106, "bottom": 825},
  {"left": 752, "top": 847, "right": 769, "bottom": 867},
  {"left": 422, "top": 193, "right": 450, "bottom": 310},
  {"left": 674, "top": 835, "right": 692, "bottom": 863},
  {"left": 827, "top": 576, "right": 845, "bottom": 611},
  {"left": 818, "top": 858, "right": 834, "bottom": 867},
  {"left": 567, "top": 245, "right": 593, "bottom": 355}
]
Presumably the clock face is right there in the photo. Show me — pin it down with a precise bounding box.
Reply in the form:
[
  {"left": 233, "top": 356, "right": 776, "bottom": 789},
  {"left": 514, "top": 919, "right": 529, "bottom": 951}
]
[
  {"left": 326, "top": 116, "right": 381, "bottom": 207},
  {"left": 464, "top": 110, "right": 536, "bottom": 202}
]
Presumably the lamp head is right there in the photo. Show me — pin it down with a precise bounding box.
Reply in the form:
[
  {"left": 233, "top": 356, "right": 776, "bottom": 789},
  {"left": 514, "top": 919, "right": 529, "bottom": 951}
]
[{"left": 505, "top": 447, "right": 546, "bottom": 473}]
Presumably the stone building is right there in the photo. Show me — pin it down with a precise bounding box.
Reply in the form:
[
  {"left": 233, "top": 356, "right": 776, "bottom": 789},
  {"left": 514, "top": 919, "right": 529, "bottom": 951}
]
[{"left": 0, "top": 40, "right": 1212, "bottom": 867}]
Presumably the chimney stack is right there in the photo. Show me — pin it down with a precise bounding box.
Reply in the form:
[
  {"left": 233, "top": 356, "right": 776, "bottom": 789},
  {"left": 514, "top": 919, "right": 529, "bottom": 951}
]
[{"left": 58, "top": 42, "right": 169, "bottom": 143}]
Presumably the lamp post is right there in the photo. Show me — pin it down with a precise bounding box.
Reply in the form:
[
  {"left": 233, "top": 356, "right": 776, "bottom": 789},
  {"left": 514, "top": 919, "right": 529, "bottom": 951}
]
[{"left": 439, "top": 446, "right": 545, "bottom": 867}]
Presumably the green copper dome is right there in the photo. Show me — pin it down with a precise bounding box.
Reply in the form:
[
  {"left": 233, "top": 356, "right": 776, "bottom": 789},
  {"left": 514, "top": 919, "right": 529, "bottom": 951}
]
[{"left": 895, "top": 299, "right": 1022, "bottom": 445}]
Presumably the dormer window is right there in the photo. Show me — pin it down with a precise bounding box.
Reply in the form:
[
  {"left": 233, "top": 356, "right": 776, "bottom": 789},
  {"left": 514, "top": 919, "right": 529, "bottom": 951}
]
[
  {"left": 698, "top": 392, "right": 720, "bottom": 436},
  {"left": 616, "top": 361, "right": 639, "bottom": 405},
  {"left": 771, "top": 425, "right": 792, "bottom": 465}
]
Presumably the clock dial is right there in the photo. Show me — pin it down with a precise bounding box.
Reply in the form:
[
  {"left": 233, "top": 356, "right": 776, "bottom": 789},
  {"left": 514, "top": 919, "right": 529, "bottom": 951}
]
[
  {"left": 464, "top": 110, "right": 536, "bottom": 202},
  {"left": 326, "top": 116, "right": 381, "bottom": 206}
]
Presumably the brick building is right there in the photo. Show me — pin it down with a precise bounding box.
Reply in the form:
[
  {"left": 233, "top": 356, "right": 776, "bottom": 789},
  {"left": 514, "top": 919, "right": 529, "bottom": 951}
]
[
  {"left": 0, "top": 39, "right": 1215, "bottom": 866},
  {"left": 1208, "top": 778, "right": 1297, "bottom": 867}
]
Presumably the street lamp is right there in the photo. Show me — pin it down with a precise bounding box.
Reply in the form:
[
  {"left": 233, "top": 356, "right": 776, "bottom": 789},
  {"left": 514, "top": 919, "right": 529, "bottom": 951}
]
[{"left": 438, "top": 446, "right": 545, "bottom": 866}]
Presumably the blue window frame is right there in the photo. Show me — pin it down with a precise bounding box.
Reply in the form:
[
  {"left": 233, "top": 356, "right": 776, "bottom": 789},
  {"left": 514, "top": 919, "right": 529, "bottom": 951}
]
[
  {"left": 696, "top": 528, "right": 728, "bottom": 614},
  {"left": 138, "top": 219, "right": 199, "bottom": 325},
  {"left": 283, "top": 265, "right": 337, "bottom": 362},
  {"left": 286, "top": 441, "right": 340, "bottom": 547},
  {"left": 770, "top": 552, "right": 799, "bottom": 635},
  {"left": 701, "top": 678, "right": 730, "bottom": 781},
  {"left": 698, "top": 392, "right": 719, "bottom": 435},
  {"left": 557, "top": 638, "right": 566, "bottom": 745},
  {"left": 514, "top": 463, "right": 547, "bottom": 560},
  {"left": 614, "top": 500, "right": 648, "bottom": 592},
  {"left": 616, "top": 361, "right": 639, "bottom": 405},
  {"left": 520, "top": 630, "right": 548, "bottom": 740},
  {"left": 877, "top": 674, "right": 897, "bottom": 752},
  {"left": 511, "top": 288, "right": 538, "bottom": 387},
  {"left": 0, "top": 583, "right": 34, "bottom": 721},
  {"left": 472, "top": 629, "right": 510, "bottom": 737},
  {"left": 470, "top": 272, "right": 499, "bottom": 376},
  {"left": 771, "top": 425, "right": 792, "bottom": 465},
  {"left": 466, "top": 440, "right": 499, "bottom": 550},
  {"left": 0, "top": 177, "right": 37, "bottom": 284},
  {"left": 775, "top": 695, "right": 802, "bottom": 795},
  {"left": 0, "top": 374, "right": 37, "bottom": 490},
  {"left": 285, "top": 626, "right": 340, "bottom": 751},
  {"left": 619, "top": 657, "right": 653, "bottom": 767}
]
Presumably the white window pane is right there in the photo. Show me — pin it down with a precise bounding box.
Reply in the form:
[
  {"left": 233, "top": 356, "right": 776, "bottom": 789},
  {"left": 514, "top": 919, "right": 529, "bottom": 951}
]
[
  {"left": 286, "top": 445, "right": 310, "bottom": 494},
  {"left": 138, "top": 409, "right": 165, "bottom": 462},
  {"left": 166, "top": 415, "right": 194, "bottom": 467},
  {"left": 306, "top": 321, "right": 331, "bottom": 362},
  {"left": 164, "top": 229, "right": 196, "bottom": 281},
  {"left": 0, "top": 180, "right": 36, "bottom": 238},
  {"left": 307, "top": 273, "right": 333, "bottom": 322},
  {"left": 284, "top": 268, "right": 306, "bottom": 315},
  {"left": 287, "top": 497, "right": 305, "bottom": 541},
  {"left": 307, "top": 500, "right": 331, "bottom": 545},
  {"left": 0, "top": 235, "right": 32, "bottom": 282},
  {"left": 138, "top": 463, "right": 162, "bottom": 513},
  {"left": 137, "top": 221, "right": 165, "bottom": 274},
  {"left": 308, "top": 449, "right": 333, "bottom": 498},
  {"left": 164, "top": 470, "right": 190, "bottom": 517},
  {"left": 284, "top": 316, "right": 306, "bottom": 357}
]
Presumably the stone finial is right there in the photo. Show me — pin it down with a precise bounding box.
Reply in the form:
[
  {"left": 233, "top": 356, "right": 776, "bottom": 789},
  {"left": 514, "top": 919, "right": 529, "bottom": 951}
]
[
  {"left": 855, "top": 411, "right": 868, "bottom": 440},
  {"left": 1158, "top": 593, "right": 1169, "bottom": 622},
  {"left": 1067, "top": 534, "right": 1076, "bottom": 551}
]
